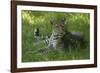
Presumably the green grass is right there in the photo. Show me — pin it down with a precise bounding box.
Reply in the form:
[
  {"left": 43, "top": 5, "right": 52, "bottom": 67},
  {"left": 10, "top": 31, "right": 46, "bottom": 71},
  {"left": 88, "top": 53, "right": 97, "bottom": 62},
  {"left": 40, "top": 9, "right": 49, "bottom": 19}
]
[
  {"left": 22, "top": 47, "right": 90, "bottom": 62},
  {"left": 22, "top": 37, "right": 90, "bottom": 62}
]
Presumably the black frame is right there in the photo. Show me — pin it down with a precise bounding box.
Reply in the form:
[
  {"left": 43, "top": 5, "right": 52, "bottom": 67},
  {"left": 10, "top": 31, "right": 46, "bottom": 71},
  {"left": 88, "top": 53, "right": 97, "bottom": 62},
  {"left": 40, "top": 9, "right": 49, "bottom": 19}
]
[{"left": 11, "top": 1, "right": 97, "bottom": 73}]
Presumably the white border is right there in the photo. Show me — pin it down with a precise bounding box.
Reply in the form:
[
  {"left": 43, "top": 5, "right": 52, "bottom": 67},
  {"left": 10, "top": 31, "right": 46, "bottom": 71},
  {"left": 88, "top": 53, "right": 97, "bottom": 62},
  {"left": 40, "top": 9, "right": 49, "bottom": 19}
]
[{"left": 17, "top": 5, "right": 94, "bottom": 68}]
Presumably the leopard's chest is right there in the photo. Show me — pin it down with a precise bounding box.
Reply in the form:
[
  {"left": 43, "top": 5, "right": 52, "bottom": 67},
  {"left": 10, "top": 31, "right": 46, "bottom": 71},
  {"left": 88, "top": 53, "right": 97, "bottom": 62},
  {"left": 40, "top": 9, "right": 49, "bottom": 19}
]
[{"left": 48, "top": 31, "right": 64, "bottom": 49}]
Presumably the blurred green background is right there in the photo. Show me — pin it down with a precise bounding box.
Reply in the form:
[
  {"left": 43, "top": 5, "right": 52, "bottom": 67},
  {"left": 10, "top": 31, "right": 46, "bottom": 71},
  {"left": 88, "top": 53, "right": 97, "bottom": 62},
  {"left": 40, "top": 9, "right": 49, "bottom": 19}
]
[{"left": 22, "top": 10, "right": 90, "bottom": 62}]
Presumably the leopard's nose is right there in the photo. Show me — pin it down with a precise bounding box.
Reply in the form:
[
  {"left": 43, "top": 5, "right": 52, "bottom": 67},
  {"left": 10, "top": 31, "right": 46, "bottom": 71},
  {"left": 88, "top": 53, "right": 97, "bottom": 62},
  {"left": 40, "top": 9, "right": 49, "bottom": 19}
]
[{"left": 60, "top": 32, "right": 65, "bottom": 35}]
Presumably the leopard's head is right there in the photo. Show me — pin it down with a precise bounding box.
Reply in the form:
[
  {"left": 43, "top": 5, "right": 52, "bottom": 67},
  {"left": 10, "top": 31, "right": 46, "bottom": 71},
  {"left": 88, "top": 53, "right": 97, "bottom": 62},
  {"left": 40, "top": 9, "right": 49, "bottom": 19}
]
[{"left": 50, "top": 18, "right": 66, "bottom": 38}]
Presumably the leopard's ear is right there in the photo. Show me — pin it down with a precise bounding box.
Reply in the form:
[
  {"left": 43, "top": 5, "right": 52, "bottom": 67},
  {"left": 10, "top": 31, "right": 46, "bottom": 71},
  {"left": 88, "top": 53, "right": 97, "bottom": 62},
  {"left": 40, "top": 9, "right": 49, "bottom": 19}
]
[
  {"left": 61, "top": 17, "right": 66, "bottom": 26},
  {"left": 50, "top": 20, "right": 54, "bottom": 25},
  {"left": 62, "top": 17, "right": 66, "bottom": 22}
]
